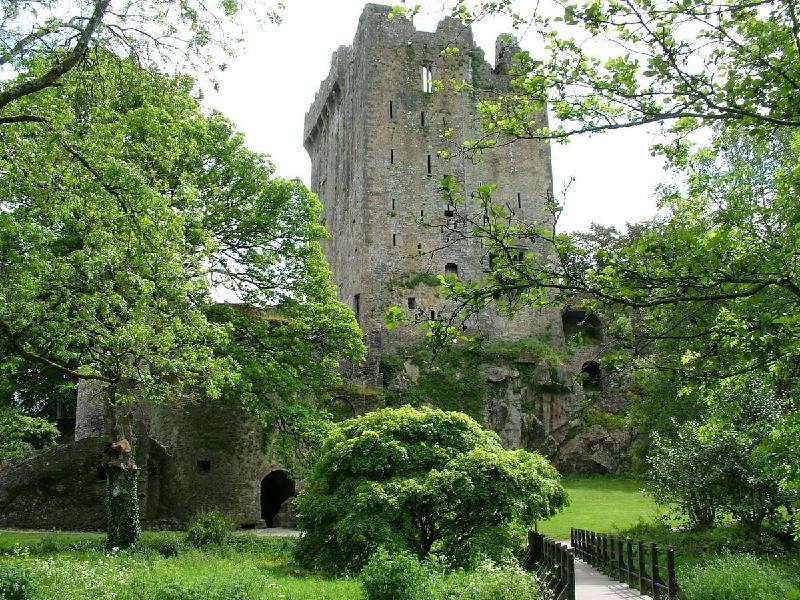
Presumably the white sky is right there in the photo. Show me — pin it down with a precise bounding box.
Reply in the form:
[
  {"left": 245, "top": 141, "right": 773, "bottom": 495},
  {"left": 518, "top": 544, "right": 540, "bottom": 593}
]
[{"left": 207, "top": 1, "right": 666, "bottom": 233}]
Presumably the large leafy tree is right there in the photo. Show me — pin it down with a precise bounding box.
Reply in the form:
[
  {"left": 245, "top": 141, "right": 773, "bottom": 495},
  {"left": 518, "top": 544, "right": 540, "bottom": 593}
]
[
  {"left": 294, "top": 406, "right": 567, "bottom": 573},
  {"left": 0, "top": 51, "right": 364, "bottom": 547}
]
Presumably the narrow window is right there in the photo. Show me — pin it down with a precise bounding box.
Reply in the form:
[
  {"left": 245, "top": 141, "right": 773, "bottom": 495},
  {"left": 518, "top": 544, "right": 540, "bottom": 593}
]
[
  {"left": 517, "top": 192, "right": 522, "bottom": 209},
  {"left": 420, "top": 209, "right": 424, "bottom": 217},
  {"left": 430, "top": 310, "right": 435, "bottom": 320},
  {"left": 390, "top": 149, "right": 394, "bottom": 164},
  {"left": 197, "top": 460, "right": 211, "bottom": 473},
  {"left": 421, "top": 111, "right": 425, "bottom": 126},
  {"left": 445, "top": 263, "right": 458, "bottom": 277},
  {"left": 389, "top": 100, "right": 394, "bottom": 119},
  {"left": 427, "top": 154, "right": 432, "bottom": 176},
  {"left": 391, "top": 198, "right": 396, "bottom": 211},
  {"left": 421, "top": 64, "right": 433, "bottom": 92},
  {"left": 408, "top": 297, "right": 416, "bottom": 309},
  {"left": 581, "top": 361, "right": 602, "bottom": 390},
  {"left": 442, "top": 116, "right": 447, "bottom": 127},
  {"left": 417, "top": 243, "right": 422, "bottom": 251},
  {"left": 353, "top": 294, "right": 361, "bottom": 322},
  {"left": 444, "top": 205, "right": 454, "bottom": 217},
  {"left": 393, "top": 234, "right": 397, "bottom": 246}
]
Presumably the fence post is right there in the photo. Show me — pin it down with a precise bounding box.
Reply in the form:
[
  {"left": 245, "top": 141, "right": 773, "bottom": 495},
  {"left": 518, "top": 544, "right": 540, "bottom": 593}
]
[
  {"left": 571, "top": 527, "right": 575, "bottom": 549},
  {"left": 567, "top": 549, "right": 576, "bottom": 600},
  {"left": 626, "top": 537, "right": 634, "bottom": 586},
  {"left": 667, "top": 547, "right": 677, "bottom": 599},
  {"left": 617, "top": 537, "right": 624, "bottom": 580},
  {"left": 638, "top": 540, "right": 646, "bottom": 593},
  {"left": 651, "top": 543, "right": 660, "bottom": 600}
]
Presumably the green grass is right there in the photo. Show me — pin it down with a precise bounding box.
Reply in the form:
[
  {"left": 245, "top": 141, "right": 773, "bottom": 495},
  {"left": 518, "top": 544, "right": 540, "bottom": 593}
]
[
  {"left": 537, "top": 475, "right": 661, "bottom": 540},
  {"left": 0, "top": 531, "right": 362, "bottom": 599}
]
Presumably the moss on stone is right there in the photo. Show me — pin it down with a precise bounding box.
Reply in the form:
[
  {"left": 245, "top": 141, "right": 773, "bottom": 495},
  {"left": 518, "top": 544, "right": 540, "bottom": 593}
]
[
  {"left": 386, "top": 271, "right": 440, "bottom": 291},
  {"left": 580, "top": 408, "right": 628, "bottom": 430}
]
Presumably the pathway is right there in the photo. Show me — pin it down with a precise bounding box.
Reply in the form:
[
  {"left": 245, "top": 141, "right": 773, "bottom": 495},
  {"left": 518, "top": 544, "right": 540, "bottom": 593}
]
[
  {"left": 561, "top": 541, "right": 653, "bottom": 600},
  {"left": 574, "top": 558, "right": 651, "bottom": 599}
]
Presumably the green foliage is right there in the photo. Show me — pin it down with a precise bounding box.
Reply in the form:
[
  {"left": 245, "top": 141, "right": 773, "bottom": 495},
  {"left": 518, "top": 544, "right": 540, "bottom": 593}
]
[
  {"left": 429, "top": 560, "right": 548, "bottom": 600},
  {"left": 646, "top": 378, "right": 795, "bottom": 536},
  {"left": 0, "top": 536, "right": 362, "bottom": 600},
  {"left": 0, "top": 49, "right": 363, "bottom": 546},
  {"left": 185, "top": 509, "right": 235, "bottom": 547},
  {"left": 0, "top": 409, "right": 59, "bottom": 460},
  {"left": 387, "top": 271, "right": 441, "bottom": 291},
  {"left": 383, "top": 340, "right": 567, "bottom": 422},
  {"left": 579, "top": 408, "right": 627, "bottom": 430},
  {"left": 682, "top": 554, "right": 800, "bottom": 600},
  {"left": 0, "top": 562, "right": 31, "bottom": 600},
  {"left": 385, "top": 347, "right": 486, "bottom": 421},
  {"left": 294, "top": 406, "right": 567, "bottom": 574},
  {"left": 360, "top": 549, "right": 428, "bottom": 600},
  {"left": 107, "top": 469, "right": 140, "bottom": 550},
  {"left": 145, "top": 580, "right": 250, "bottom": 600}
]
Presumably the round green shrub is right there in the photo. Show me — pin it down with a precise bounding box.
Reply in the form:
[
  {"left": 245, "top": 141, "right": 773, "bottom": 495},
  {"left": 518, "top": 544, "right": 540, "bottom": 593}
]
[
  {"left": 683, "top": 554, "right": 800, "bottom": 600},
  {"left": 185, "top": 509, "right": 235, "bottom": 547},
  {"left": 295, "top": 406, "right": 567, "bottom": 573},
  {"left": 360, "top": 548, "right": 429, "bottom": 600},
  {"left": 0, "top": 562, "right": 31, "bottom": 600}
]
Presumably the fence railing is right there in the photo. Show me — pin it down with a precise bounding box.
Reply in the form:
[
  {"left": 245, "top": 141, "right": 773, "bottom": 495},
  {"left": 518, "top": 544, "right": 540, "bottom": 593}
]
[
  {"left": 523, "top": 531, "right": 575, "bottom": 600},
  {"left": 571, "top": 528, "right": 686, "bottom": 599}
]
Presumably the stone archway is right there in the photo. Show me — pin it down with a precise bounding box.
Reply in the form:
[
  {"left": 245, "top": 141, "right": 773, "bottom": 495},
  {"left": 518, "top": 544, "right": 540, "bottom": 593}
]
[{"left": 260, "top": 469, "right": 294, "bottom": 527}]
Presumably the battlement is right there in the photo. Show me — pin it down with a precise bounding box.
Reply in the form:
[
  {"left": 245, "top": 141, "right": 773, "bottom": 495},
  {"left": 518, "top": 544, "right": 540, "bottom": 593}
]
[{"left": 304, "top": 4, "right": 520, "bottom": 148}]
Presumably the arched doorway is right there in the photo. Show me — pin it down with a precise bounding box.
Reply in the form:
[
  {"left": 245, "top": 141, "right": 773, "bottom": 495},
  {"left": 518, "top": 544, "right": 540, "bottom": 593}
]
[{"left": 260, "top": 470, "right": 294, "bottom": 527}]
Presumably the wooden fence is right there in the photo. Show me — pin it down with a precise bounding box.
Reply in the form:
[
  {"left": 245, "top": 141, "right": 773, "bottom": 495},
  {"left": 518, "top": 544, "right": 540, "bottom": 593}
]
[
  {"left": 523, "top": 531, "right": 576, "bottom": 600},
  {"left": 571, "top": 528, "right": 686, "bottom": 599}
]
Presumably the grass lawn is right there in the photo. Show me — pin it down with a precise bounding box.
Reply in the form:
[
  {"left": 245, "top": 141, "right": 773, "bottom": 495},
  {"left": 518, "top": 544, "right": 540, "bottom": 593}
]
[
  {"left": 537, "top": 474, "right": 661, "bottom": 540},
  {"left": 0, "top": 531, "right": 362, "bottom": 600}
]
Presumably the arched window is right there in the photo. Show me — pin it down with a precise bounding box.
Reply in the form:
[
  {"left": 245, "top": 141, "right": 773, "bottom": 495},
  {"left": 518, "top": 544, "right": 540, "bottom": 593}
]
[{"left": 445, "top": 262, "right": 458, "bottom": 277}]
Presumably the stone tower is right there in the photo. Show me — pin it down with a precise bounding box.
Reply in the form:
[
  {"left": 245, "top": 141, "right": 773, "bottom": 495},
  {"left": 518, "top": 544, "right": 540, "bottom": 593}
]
[{"left": 304, "top": 4, "right": 559, "bottom": 383}]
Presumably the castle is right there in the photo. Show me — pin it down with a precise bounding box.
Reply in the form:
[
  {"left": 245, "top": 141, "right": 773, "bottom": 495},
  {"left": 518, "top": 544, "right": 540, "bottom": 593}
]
[
  {"left": 0, "top": 4, "right": 631, "bottom": 532},
  {"left": 304, "top": 4, "right": 559, "bottom": 382}
]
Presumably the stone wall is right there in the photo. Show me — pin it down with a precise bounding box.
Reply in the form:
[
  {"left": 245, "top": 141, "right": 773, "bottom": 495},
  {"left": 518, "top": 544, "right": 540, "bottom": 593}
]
[{"left": 0, "top": 438, "right": 107, "bottom": 530}]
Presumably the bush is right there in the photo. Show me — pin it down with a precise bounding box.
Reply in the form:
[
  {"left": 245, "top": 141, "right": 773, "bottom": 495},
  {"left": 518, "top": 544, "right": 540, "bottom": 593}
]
[
  {"left": 295, "top": 406, "right": 567, "bottom": 573},
  {"left": 360, "top": 548, "right": 429, "bottom": 600},
  {"left": 683, "top": 554, "right": 800, "bottom": 600},
  {"left": 435, "top": 560, "right": 548, "bottom": 600},
  {"left": 0, "top": 562, "right": 31, "bottom": 600},
  {"left": 185, "top": 509, "right": 235, "bottom": 547},
  {"left": 0, "top": 409, "right": 59, "bottom": 460}
]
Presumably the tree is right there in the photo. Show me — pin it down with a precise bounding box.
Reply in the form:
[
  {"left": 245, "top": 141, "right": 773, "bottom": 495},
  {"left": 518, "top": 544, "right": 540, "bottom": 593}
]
[
  {"left": 0, "top": 408, "right": 60, "bottom": 460},
  {"left": 0, "top": 0, "right": 282, "bottom": 123},
  {"left": 293, "top": 406, "right": 567, "bottom": 573},
  {"left": 420, "top": 0, "right": 800, "bottom": 143},
  {"left": 0, "top": 51, "right": 364, "bottom": 547},
  {"left": 647, "top": 377, "right": 797, "bottom": 538}
]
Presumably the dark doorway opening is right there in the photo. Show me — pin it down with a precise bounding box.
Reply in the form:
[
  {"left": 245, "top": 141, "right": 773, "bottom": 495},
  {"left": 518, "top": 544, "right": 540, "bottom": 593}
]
[
  {"left": 581, "top": 361, "right": 602, "bottom": 391},
  {"left": 260, "top": 470, "right": 294, "bottom": 527}
]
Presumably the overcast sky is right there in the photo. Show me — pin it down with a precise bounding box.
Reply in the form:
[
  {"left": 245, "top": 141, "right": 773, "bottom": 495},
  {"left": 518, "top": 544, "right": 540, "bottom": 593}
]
[{"left": 206, "top": 1, "right": 666, "bottom": 233}]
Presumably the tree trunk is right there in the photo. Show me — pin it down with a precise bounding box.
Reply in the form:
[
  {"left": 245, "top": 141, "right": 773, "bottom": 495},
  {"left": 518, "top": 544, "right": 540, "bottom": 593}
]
[
  {"left": 106, "top": 463, "right": 140, "bottom": 548},
  {"left": 104, "top": 392, "right": 140, "bottom": 548}
]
